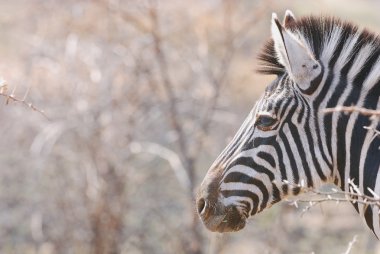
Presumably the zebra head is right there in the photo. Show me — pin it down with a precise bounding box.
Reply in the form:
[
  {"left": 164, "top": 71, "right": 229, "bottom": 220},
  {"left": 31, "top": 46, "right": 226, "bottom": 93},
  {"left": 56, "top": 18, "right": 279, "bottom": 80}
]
[{"left": 197, "top": 11, "right": 331, "bottom": 233}]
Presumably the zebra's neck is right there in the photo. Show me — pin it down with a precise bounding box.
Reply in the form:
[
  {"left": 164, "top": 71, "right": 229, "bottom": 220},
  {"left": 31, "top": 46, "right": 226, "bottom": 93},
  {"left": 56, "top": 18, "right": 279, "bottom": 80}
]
[{"left": 315, "top": 37, "right": 380, "bottom": 194}]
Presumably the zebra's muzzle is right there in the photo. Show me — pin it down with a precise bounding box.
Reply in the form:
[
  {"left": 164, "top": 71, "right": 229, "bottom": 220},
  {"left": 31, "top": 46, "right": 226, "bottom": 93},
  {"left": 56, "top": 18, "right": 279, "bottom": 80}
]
[
  {"left": 197, "top": 169, "right": 247, "bottom": 232},
  {"left": 196, "top": 198, "right": 247, "bottom": 233}
]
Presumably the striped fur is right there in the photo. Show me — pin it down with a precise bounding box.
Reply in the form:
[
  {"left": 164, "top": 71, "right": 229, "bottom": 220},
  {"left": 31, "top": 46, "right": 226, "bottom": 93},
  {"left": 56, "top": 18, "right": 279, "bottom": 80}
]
[{"left": 199, "top": 12, "right": 380, "bottom": 236}]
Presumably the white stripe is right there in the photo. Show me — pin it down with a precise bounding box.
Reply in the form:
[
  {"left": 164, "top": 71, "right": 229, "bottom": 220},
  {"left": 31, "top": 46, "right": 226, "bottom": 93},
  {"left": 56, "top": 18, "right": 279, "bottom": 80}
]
[
  {"left": 334, "top": 34, "right": 360, "bottom": 70},
  {"left": 362, "top": 57, "right": 380, "bottom": 93},
  {"left": 223, "top": 196, "right": 253, "bottom": 212},
  {"left": 321, "top": 26, "right": 343, "bottom": 64},
  {"left": 221, "top": 163, "right": 272, "bottom": 190},
  {"left": 220, "top": 182, "right": 264, "bottom": 207},
  {"left": 347, "top": 44, "right": 375, "bottom": 80},
  {"left": 282, "top": 123, "right": 308, "bottom": 185}
]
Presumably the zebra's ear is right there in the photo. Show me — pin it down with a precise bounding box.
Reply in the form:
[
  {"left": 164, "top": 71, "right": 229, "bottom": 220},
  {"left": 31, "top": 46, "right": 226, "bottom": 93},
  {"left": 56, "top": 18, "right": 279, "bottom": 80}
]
[
  {"left": 271, "top": 13, "right": 321, "bottom": 89},
  {"left": 282, "top": 10, "right": 296, "bottom": 28}
]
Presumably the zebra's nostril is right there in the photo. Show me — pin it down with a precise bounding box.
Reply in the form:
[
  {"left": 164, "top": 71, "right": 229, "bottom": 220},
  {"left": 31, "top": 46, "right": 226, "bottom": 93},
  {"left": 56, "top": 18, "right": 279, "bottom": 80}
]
[{"left": 197, "top": 198, "right": 206, "bottom": 215}]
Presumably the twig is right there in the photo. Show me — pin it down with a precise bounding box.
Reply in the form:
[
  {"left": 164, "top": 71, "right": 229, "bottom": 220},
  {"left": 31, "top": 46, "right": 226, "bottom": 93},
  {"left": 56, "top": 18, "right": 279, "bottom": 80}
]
[
  {"left": 323, "top": 106, "right": 380, "bottom": 116},
  {"left": 342, "top": 235, "right": 357, "bottom": 254},
  {"left": 0, "top": 82, "right": 49, "bottom": 120},
  {"left": 283, "top": 180, "right": 380, "bottom": 215},
  {"left": 324, "top": 105, "right": 380, "bottom": 142},
  {"left": 363, "top": 125, "right": 380, "bottom": 138}
]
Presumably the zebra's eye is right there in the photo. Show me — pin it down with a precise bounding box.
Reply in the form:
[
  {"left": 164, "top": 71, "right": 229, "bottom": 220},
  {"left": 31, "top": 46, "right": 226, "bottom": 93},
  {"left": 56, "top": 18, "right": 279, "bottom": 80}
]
[{"left": 256, "top": 114, "right": 277, "bottom": 130}]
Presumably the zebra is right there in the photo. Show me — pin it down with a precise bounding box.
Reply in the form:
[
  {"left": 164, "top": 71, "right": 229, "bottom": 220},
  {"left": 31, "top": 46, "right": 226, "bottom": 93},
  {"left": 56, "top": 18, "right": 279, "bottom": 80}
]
[{"left": 196, "top": 10, "right": 380, "bottom": 237}]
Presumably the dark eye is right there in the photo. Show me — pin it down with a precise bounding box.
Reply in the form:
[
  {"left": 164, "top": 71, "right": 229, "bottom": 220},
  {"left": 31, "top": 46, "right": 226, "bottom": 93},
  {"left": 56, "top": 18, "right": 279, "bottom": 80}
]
[{"left": 256, "top": 114, "right": 277, "bottom": 130}]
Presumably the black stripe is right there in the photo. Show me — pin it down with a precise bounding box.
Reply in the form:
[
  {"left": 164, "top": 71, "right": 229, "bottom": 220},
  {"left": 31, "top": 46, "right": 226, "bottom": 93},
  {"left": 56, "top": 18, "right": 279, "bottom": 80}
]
[
  {"left": 273, "top": 143, "right": 288, "bottom": 196},
  {"left": 364, "top": 206, "right": 374, "bottom": 234},
  {"left": 226, "top": 157, "right": 275, "bottom": 181},
  {"left": 278, "top": 93, "right": 293, "bottom": 120},
  {"left": 221, "top": 190, "right": 259, "bottom": 216},
  {"left": 297, "top": 94, "right": 306, "bottom": 124},
  {"left": 279, "top": 128, "right": 300, "bottom": 185},
  {"left": 298, "top": 94, "right": 327, "bottom": 180},
  {"left": 223, "top": 172, "right": 269, "bottom": 212},
  {"left": 274, "top": 93, "right": 287, "bottom": 114},
  {"left": 240, "top": 129, "right": 257, "bottom": 152},
  {"left": 257, "top": 151, "right": 276, "bottom": 168},
  {"left": 240, "top": 201, "right": 251, "bottom": 216},
  {"left": 282, "top": 184, "right": 288, "bottom": 195},
  {"left": 363, "top": 130, "right": 380, "bottom": 196},
  {"left": 271, "top": 183, "right": 281, "bottom": 203},
  {"left": 363, "top": 135, "right": 380, "bottom": 234},
  {"left": 286, "top": 121, "right": 314, "bottom": 187},
  {"left": 349, "top": 113, "right": 374, "bottom": 198},
  {"left": 221, "top": 124, "right": 253, "bottom": 166}
]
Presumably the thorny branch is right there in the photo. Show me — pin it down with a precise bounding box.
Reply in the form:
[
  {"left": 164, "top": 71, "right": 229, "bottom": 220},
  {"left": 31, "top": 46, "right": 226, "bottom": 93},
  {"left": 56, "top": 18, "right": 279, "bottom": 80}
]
[
  {"left": 283, "top": 179, "right": 380, "bottom": 216},
  {"left": 0, "top": 81, "right": 49, "bottom": 120},
  {"left": 324, "top": 106, "right": 380, "bottom": 117}
]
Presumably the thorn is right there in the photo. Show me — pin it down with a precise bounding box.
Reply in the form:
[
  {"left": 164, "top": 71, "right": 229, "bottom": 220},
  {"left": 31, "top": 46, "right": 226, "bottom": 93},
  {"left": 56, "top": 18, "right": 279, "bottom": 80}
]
[{"left": 367, "top": 187, "right": 380, "bottom": 199}]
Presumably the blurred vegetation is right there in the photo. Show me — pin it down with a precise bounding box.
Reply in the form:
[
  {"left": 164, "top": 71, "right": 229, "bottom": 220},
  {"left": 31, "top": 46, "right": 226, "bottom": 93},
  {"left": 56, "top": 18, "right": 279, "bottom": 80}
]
[{"left": 0, "top": 0, "right": 379, "bottom": 253}]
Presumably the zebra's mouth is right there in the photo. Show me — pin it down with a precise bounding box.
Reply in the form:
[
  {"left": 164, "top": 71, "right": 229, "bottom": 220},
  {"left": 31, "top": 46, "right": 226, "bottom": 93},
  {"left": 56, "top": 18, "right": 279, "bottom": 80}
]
[{"left": 199, "top": 204, "right": 247, "bottom": 233}]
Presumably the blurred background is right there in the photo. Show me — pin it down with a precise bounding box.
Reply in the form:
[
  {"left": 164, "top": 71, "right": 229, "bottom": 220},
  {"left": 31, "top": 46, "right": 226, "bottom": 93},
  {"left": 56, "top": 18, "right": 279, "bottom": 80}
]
[{"left": 0, "top": 0, "right": 380, "bottom": 253}]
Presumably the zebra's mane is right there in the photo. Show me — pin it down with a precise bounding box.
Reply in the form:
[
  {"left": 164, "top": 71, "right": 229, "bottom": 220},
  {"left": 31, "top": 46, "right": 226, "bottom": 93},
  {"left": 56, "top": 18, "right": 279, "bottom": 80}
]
[{"left": 257, "top": 15, "right": 380, "bottom": 75}]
